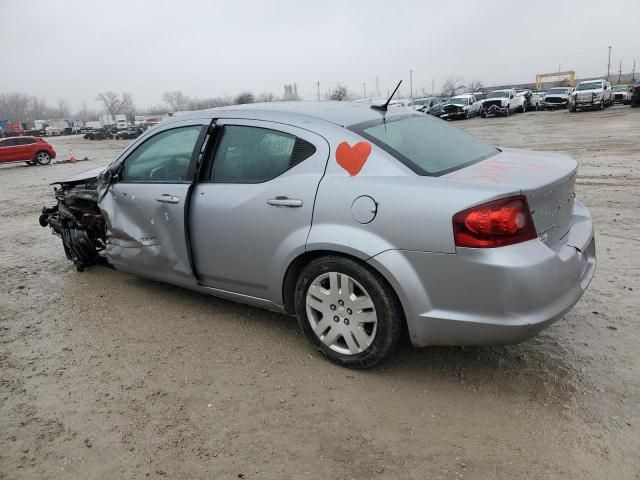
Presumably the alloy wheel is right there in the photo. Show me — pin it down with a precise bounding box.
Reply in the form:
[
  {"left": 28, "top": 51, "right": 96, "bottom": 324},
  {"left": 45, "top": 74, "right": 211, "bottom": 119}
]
[
  {"left": 36, "top": 152, "right": 51, "bottom": 165},
  {"left": 305, "top": 272, "right": 378, "bottom": 355}
]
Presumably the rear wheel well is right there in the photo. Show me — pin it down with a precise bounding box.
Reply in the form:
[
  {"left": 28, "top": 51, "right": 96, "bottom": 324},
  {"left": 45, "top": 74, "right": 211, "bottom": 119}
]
[{"left": 282, "top": 250, "right": 406, "bottom": 324}]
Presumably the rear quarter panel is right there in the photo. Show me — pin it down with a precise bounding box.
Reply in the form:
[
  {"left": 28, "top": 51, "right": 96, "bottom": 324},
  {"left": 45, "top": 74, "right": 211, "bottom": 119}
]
[{"left": 307, "top": 128, "right": 520, "bottom": 257}]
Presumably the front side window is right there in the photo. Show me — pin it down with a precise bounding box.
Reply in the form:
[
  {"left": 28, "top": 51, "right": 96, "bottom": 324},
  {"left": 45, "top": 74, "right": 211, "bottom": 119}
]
[
  {"left": 350, "top": 114, "right": 497, "bottom": 176},
  {"left": 122, "top": 126, "right": 202, "bottom": 182},
  {"left": 210, "top": 125, "right": 315, "bottom": 183}
]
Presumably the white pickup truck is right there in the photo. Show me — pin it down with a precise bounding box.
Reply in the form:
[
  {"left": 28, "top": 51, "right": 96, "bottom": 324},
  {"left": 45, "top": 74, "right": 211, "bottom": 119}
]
[
  {"left": 569, "top": 79, "right": 612, "bottom": 112},
  {"left": 481, "top": 89, "right": 526, "bottom": 117}
]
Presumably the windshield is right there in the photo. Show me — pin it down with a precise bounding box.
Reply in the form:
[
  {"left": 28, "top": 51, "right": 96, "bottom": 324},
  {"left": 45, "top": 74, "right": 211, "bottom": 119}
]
[
  {"left": 449, "top": 98, "right": 468, "bottom": 105},
  {"left": 487, "top": 91, "right": 509, "bottom": 99},
  {"left": 612, "top": 85, "right": 627, "bottom": 91},
  {"left": 408, "top": 99, "right": 429, "bottom": 106},
  {"left": 548, "top": 88, "right": 568, "bottom": 94},
  {"left": 349, "top": 114, "right": 497, "bottom": 176},
  {"left": 576, "top": 82, "right": 603, "bottom": 91}
]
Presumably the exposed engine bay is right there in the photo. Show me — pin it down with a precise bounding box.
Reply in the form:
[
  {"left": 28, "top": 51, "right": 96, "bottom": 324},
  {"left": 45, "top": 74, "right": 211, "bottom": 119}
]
[{"left": 39, "top": 174, "right": 108, "bottom": 271}]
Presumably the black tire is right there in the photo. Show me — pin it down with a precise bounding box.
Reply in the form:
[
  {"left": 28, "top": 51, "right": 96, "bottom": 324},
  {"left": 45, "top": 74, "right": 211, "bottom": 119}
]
[
  {"left": 569, "top": 106, "right": 576, "bottom": 112},
  {"left": 294, "top": 256, "right": 403, "bottom": 368},
  {"left": 519, "top": 103, "right": 526, "bottom": 113},
  {"left": 599, "top": 100, "right": 604, "bottom": 110},
  {"left": 481, "top": 111, "right": 486, "bottom": 118},
  {"left": 35, "top": 151, "right": 51, "bottom": 165},
  {"left": 504, "top": 106, "right": 510, "bottom": 117}
]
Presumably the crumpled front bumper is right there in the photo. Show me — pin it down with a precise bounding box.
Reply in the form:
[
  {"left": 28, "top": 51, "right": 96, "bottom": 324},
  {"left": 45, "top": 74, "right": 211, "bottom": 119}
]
[
  {"left": 368, "top": 200, "right": 596, "bottom": 347},
  {"left": 441, "top": 109, "right": 466, "bottom": 119},
  {"left": 483, "top": 104, "right": 508, "bottom": 115}
]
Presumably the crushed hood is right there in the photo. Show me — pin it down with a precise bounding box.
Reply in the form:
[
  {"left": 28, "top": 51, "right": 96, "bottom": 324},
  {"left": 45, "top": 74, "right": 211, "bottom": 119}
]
[{"left": 52, "top": 166, "right": 106, "bottom": 186}]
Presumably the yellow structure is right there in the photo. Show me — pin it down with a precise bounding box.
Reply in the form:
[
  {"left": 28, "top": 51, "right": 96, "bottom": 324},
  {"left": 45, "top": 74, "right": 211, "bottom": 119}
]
[{"left": 535, "top": 71, "right": 576, "bottom": 90}]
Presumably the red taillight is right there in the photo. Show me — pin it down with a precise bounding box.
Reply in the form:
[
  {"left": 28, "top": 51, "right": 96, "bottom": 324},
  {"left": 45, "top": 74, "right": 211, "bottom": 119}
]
[{"left": 453, "top": 195, "right": 537, "bottom": 248}]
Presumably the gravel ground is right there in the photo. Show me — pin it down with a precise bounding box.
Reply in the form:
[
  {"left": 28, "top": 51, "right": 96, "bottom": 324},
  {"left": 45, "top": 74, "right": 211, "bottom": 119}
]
[{"left": 1, "top": 106, "right": 638, "bottom": 479}]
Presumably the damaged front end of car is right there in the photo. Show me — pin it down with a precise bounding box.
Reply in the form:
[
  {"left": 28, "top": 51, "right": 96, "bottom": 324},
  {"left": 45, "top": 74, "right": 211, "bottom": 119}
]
[{"left": 39, "top": 167, "right": 109, "bottom": 271}]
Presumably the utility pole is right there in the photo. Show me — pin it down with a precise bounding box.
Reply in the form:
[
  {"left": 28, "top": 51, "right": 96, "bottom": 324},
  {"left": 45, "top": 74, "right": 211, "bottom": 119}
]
[
  {"left": 362, "top": 82, "right": 366, "bottom": 99},
  {"left": 618, "top": 60, "right": 622, "bottom": 84},
  {"left": 375, "top": 75, "right": 380, "bottom": 98},
  {"left": 633, "top": 60, "right": 636, "bottom": 83},
  {"left": 432, "top": 78, "right": 435, "bottom": 96},
  {"left": 607, "top": 46, "right": 612, "bottom": 81},
  {"left": 409, "top": 70, "right": 414, "bottom": 99},
  {"left": 316, "top": 81, "right": 320, "bottom": 101}
]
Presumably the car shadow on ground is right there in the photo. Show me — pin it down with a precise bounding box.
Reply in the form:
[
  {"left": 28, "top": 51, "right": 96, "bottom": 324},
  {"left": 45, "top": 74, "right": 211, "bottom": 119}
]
[{"left": 81, "top": 268, "right": 584, "bottom": 410}]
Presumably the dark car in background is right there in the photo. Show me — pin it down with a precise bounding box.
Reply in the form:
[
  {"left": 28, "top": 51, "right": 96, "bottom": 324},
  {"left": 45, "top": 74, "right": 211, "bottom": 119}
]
[
  {"left": 428, "top": 97, "right": 451, "bottom": 117},
  {"left": 0, "top": 136, "right": 56, "bottom": 166},
  {"left": 115, "top": 126, "right": 145, "bottom": 140}
]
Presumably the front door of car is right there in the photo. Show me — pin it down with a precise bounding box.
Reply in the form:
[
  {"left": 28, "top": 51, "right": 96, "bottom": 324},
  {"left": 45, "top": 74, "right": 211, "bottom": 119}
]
[
  {"left": 190, "top": 119, "right": 329, "bottom": 304},
  {"left": 99, "top": 121, "right": 209, "bottom": 287},
  {"left": 0, "top": 138, "right": 22, "bottom": 162}
]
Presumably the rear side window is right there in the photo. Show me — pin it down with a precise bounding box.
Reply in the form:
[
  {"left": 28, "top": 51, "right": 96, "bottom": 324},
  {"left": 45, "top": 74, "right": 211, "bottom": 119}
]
[
  {"left": 349, "top": 114, "right": 497, "bottom": 176},
  {"left": 210, "top": 125, "right": 316, "bottom": 183}
]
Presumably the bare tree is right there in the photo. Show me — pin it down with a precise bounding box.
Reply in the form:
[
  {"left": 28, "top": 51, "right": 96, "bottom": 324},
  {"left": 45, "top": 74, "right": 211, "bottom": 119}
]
[
  {"left": 0, "top": 92, "right": 32, "bottom": 122},
  {"left": 190, "top": 96, "right": 234, "bottom": 109},
  {"left": 55, "top": 99, "right": 70, "bottom": 118},
  {"left": 234, "top": 92, "right": 255, "bottom": 104},
  {"left": 467, "top": 79, "right": 484, "bottom": 92},
  {"left": 257, "top": 92, "right": 277, "bottom": 103},
  {"left": 440, "top": 76, "right": 466, "bottom": 97},
  {"left": 96, "top": 91, "right": 122, "bottom": 119},
  {"left": 329, "top": 84, "right": 349, "bottom": 101},
  {"left": 162, "top": 90, "right": 190, "bottom": 112},
  {"left": 121, "top": 92, "right": 135, "bottom": 119},
  {"left": 28, "top": 97, "right": 50, "bottom": 121},
  {"left": 75, "top": 102, "right": 98, "bottom": 123}
]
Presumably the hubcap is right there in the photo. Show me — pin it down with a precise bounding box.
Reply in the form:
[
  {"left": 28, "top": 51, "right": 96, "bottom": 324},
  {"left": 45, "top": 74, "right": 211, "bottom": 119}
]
[
  {"left": 305, "top": 272, "right": 377, "bottom": 355},
  {"left": 37, "top": 153, "right": 50, "bottom": 164}
]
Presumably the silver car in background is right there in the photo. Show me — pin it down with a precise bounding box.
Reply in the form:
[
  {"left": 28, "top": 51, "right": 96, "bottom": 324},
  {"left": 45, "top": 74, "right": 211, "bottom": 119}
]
[{"left": 40, "top": 102, "right": 596, "bottom": 368}]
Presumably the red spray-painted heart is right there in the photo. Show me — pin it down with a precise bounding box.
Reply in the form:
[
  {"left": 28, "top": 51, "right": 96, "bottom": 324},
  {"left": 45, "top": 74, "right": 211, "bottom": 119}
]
[{"left": 335, "top": 141, "right": 371, "bottom": 176}]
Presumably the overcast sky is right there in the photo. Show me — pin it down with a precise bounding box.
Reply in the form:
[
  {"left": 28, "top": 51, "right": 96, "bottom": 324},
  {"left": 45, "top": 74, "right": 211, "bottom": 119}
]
[{"left": 1, "top": 0, "right": 639, "bottom": 111}]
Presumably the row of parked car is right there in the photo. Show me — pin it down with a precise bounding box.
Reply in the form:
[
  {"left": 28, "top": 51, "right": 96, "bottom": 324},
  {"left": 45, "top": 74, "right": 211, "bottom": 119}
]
[
  {"left": 408, "top": 79, "right": 637, "bottom": 120},
  {"left": 83, "top": 125, "right": 146, "bottom": 141}
]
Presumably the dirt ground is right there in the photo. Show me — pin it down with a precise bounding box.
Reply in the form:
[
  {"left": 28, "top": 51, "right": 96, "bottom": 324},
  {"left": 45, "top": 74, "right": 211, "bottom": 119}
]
[{"left": 1, "top": 106, "right": 638, "bottom": 479}]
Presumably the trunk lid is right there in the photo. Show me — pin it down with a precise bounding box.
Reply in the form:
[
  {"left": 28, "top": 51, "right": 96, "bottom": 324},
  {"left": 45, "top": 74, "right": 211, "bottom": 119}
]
[{"left": 445, "top": 148, "right": 576, "bottom": 246}]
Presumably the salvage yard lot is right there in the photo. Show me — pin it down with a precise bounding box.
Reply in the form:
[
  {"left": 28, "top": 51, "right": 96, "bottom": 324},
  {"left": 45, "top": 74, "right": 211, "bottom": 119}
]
[{"left": 1, "top": 106, "right": 638, "bottom": 479}]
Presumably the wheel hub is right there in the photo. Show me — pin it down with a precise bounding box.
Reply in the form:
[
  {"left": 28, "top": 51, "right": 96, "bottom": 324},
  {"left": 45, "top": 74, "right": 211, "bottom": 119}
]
[{"left": 305, "top": 272, "right": 378, "bottom": 356}]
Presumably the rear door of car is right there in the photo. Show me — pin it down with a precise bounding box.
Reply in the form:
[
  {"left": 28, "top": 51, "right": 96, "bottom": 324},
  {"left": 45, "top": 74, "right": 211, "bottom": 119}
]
[
  {"left": 99, "top": 119, "right": 209, "bottom": 286},
  {"left": 189, "top": 119, "right": 329, "bottom": 304}
]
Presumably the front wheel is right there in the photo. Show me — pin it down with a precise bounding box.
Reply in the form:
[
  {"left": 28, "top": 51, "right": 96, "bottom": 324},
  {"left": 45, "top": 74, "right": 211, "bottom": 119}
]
[
  {"left": 504, "top": 106, "right": 510, "bottom": 116},
  {"left": 35, "top": 151, "right": 51, "bottom": 165},
  {"left": 599, "top": 100, "right": 604, "bottom": 110},
  {"left": 295, "top": 256, "right": 403, "bottom": 368}
]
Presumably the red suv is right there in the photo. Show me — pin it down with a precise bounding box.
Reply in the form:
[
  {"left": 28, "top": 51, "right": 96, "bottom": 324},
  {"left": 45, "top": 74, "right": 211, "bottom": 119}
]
[{"left": 0, "top": 136, "right": 56, "bottom": 166}]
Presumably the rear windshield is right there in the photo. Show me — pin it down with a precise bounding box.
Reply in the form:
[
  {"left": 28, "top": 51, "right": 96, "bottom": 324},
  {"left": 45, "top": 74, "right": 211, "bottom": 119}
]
[{"left": 349, "top": 114, "right": 497, "bottom": 176}]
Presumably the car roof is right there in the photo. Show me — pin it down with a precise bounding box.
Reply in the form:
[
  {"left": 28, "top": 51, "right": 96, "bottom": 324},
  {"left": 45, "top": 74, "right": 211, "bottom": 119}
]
[
  {"left": 452, "top": 94, "right": 474, "bottom": 98},
  {"left": 173, "top": 101, "right": 413, "bottom": 128}
]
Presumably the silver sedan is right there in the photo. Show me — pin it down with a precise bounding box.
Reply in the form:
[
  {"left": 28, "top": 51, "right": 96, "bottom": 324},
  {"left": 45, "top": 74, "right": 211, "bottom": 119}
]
[{"left": 40, "top": 102, "right": 596, "bottom": 367}]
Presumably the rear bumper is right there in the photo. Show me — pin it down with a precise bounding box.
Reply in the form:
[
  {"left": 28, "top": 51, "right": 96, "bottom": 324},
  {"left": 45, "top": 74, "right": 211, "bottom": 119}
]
[{"left": 368, "top": 200, "right": 596, "bottom": 347}]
